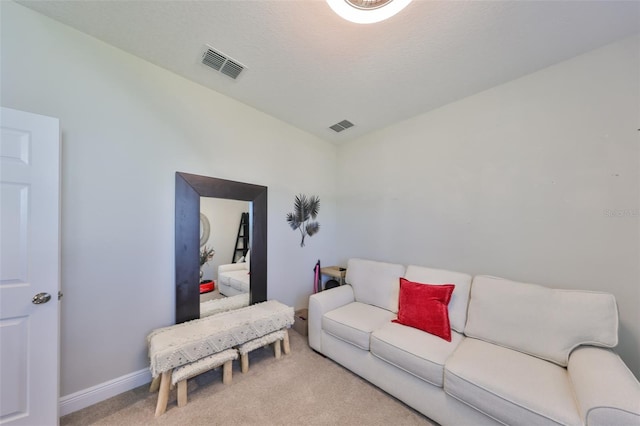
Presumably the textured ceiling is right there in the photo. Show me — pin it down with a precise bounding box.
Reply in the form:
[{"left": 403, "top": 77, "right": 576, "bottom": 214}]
[{"left": 17, "top": 1, "right": 640, "bottom": 144}]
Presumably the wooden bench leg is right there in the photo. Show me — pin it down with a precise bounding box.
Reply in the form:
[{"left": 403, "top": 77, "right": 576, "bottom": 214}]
[
  {"left": 149, "top": 375, "right": 161, "bottom": 393},
  {"left": 241, "top": 353, "right": 249, "bottom": 373},
  {"left": 223, "top": 360, "right": 233, "bottom": 384},
  {"left": 154, "top": 370, "right": 172, "bottom": 417},
  {"left": 283, "top": 330, "right": 291, "bottom": 355},
  {"left": 177, "top": 380, "right": 187, "bottom": 408},
  {"left": 274, "top": 339, "right": 281, "bottom": 359}
]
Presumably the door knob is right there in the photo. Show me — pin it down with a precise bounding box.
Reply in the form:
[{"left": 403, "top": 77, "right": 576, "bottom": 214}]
[{"left": 32, "top": 292, "right": 51, "bottom": 304}]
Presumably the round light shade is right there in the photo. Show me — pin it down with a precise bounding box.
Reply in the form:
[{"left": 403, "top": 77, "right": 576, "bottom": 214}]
[{"left": 327, "top": 0, "right": 412, "bottom": 24}]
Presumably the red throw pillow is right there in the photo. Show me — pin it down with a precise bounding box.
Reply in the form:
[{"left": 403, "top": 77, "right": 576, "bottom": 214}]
[{"left": 393, "top": 278, "right": 455, "bottom": 342}]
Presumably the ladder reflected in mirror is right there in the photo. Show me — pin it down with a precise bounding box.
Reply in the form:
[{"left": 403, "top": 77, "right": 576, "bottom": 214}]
[{"left": 232, "top": 212, "right": 249, "bottom": 263}]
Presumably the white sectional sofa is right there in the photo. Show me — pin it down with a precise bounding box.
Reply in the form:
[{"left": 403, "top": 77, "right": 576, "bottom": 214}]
[
  {"left": 308, "top": 258, "right": 640, "bottom": 426},
  {"left": 217, "top": 252, "right": 250, "bottom": 297}
]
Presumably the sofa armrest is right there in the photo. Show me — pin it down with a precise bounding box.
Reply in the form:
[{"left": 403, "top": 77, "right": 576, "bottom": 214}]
[
  {"left": 218, "top": 263, "right": 246, "bottom": 273},
  {"left": 308, "top": 285, "right": 355, "bottom": 352},
  {"left": 568, "top": 346, "right": 640, "bottom": 426}
]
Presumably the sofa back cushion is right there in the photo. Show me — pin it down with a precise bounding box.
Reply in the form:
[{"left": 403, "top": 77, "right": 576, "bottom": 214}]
[
  {"left": 465, "top": 275, "right": 619, "bottom": 366},
  {"left": 346, "top": 259, "right": 406, "bottom": 313},
  {"left": 404, "top": 265, "right": 472, "bottom": 333}
]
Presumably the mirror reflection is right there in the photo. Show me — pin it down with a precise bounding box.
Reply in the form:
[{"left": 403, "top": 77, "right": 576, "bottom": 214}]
[{"left": 199, "top": 198, "right": 251, "bottom": 316}]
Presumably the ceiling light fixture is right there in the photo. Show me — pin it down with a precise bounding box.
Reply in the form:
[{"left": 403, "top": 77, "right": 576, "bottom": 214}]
[{"left": 326, "top": 0, "right": 412, "bottom": 24}]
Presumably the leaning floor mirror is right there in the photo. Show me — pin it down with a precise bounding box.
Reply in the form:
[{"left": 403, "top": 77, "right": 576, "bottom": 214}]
[{"left": 175, "top": 172, "right": 267, "bottom": 324}]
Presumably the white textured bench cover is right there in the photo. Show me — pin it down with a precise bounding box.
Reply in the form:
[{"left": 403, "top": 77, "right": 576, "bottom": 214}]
[
  {"left": 171, "top": 348, "right": 238, "bottom": 385},
  {"left": 148, "top": 300, "right": 294, "bottom": 377},
  {"left": 237, "top": 330, "right": 286, "bottom": 355}
]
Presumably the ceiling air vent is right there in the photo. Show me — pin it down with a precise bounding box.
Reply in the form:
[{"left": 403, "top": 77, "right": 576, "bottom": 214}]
[
  {"left": 329, "top": 120, "right": 355, "bottom": 132},
  {"left": 201, "top": 46, "right": 245, "bottom": 80}
]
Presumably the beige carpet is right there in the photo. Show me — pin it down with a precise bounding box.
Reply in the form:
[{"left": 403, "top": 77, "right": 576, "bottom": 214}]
[{"left": 61, "top": 330, "right": 436, "bottom": 426}]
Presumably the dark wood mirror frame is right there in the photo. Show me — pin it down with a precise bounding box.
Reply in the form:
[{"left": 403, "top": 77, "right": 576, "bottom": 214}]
[{"left": 175, "top": 172, "right": 267, "bottom": 323}]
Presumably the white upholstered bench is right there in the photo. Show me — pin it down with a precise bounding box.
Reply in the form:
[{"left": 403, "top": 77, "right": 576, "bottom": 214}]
[
  {"left": 237, "top": 329, "right": 290, "bottom": 373},
  {"left": 147, "top": 300, "right": 294, "bottom": 415},
  {"left": 149, "top": 348, "right": 238, "bottom": 410}
]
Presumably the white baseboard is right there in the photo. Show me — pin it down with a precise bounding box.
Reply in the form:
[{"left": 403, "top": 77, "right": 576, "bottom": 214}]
[{"left": 59, "top": 368, "right": 152, "bottom": 416}]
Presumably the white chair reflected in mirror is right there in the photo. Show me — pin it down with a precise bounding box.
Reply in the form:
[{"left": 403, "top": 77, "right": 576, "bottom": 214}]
[{"left": 218, "top": 250, "right": 250, "bottom": 297}]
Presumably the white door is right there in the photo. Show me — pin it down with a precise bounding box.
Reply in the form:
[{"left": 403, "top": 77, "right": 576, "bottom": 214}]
[{"left": 0, "top": 107, "right": 60, "bottom": 425}]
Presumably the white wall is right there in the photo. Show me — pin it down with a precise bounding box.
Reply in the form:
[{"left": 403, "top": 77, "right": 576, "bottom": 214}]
[
  {"left": 199, "top": 198, "right": 250, "bottom": 281},
  {"left": 1, "top": 1, "right": 337, "bottom": 398},
  {"left": 336, "top": 35, "right": 640, "bottom": 377}
]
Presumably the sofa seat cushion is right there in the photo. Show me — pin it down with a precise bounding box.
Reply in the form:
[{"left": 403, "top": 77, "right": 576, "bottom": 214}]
[
  {"left": 322, "top": 302, "right": 396, "bottom": 350},
  {"left": 445, "top": 338, "right": 581, "bottom": 426},
  {"left": 220, "top": 270, "right": 250, "bottom": 292},
  {"left": 371, "top": 322, "right": 464, "bottom": 387}
]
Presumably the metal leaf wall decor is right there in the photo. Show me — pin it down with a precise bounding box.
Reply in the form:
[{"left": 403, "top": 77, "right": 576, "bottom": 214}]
[{"left": 286, "top": 194, "right": 320, "bottom": 247}]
